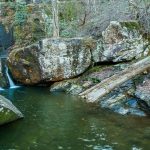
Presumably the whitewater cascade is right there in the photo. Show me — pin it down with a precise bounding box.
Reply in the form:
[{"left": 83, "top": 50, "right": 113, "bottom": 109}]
[{"left": 5, "top": 66, "right": 19, "bottom": 89}]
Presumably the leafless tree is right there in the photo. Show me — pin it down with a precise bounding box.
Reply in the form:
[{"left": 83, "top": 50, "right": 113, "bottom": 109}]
[{"left": 52, "top": 0, "right": 59, "bottom": 37}]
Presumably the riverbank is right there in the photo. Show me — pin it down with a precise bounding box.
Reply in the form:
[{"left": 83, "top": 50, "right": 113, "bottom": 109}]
[{"left": 3, "top": 20, "right": 149, "bottom": 117}]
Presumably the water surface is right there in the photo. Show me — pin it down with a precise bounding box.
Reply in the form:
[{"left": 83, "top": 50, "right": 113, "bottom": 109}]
[{"left": 0, "top": 87, "right": 149, "bottom": 150}]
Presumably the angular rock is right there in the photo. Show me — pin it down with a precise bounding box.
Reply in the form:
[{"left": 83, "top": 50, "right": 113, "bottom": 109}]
[
  {"left": 99, "top": 80, "right": 147, "bottom": 117},
  {"left": 50, "top": 80, "right": 74, "bottom": 92},
  {"left": 100, "top": 92, "right": 146, "bottom": 116},
  {"left": 8, "top": 38, "right": 92, "bottom": 85},
  {"left": 92, "top": 21, "right": 150, "bottom": 62},
  {"left": 66, "top": 84, "right": 83, "bottom": 95},
  {"left": 50, "top": 79, "right": 83, "bottom": 95},
  {"left": 135, "top": 79, "right": 150, "bottom": 106},
  {"left": 0, "top": 95, "right": 23, "bottom": 125}
]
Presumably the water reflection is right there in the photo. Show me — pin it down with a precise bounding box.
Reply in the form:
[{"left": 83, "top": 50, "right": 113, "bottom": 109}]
[{"left": 0, "top": 87, "right": 149, "bottom": 150}]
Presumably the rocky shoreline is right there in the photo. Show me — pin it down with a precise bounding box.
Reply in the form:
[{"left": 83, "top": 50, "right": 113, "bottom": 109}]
[
  {"left": 1, "top": 21, "right": 150, "bottom": 118},
  {"left": 50, "top": 62, "right": 150, "bottom": 117}
]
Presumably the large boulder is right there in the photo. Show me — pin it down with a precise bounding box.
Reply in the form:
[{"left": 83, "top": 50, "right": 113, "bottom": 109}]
[
  {"left": 92, "top": 21, "right": 150, "bottom": 62},
  {"left": 0, "top": 95, "right": 23, "bottom": 125},
  {"left": 8, "top": 38, "right": 92, "bottom": 85}
]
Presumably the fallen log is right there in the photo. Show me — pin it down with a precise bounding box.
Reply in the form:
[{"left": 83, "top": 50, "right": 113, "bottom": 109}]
[{"left": 79, "top": 56, "right": 150, "bottom": 103}]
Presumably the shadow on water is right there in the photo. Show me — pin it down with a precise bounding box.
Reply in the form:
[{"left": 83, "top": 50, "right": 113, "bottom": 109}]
[{"left": 0, "top": 86, "right": 149, "bottom": 150}]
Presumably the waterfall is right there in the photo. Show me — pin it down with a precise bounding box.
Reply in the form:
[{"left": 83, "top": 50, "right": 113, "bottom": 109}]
[
  {"left": 5, "top": 67, "right": 19, "bottom": 89},
  {"left": 0, "top": 87, "right": 4, "bottom": 91}
]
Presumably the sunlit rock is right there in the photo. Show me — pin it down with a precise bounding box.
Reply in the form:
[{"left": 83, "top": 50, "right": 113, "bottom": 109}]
[
  {"left": 8, "top": 38, "right": 92, "bottom": 85},
  {"left": 92, "top": 21, "right": 150, "bottom": 62},
  {"left": 50, "top": 79, "right": 83, "bottom": 95}
]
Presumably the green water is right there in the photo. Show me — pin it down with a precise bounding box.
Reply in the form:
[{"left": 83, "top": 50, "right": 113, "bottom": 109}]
[{"left": 0, "top": 87, "right": 149, "bottom": 150}]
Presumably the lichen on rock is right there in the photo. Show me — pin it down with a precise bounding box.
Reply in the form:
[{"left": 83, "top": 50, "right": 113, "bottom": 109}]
[
  {"left": 0, "top": 95, "right": 23, "bottom": 125},
  {"left": 92, "top": 21, "right": 150, "bottom": 63},
  {"left": 8, "top": 37, "right": 92, "bottom": 85},
  {"left": 0, "top": 59, "right": 8, "bottom": 88}
]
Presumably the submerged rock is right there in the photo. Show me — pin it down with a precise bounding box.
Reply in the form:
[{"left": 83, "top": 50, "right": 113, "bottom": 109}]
[
  {"left": 135, "top": 79, "right": 150, "bottom": 114},
  {"left": 78, "top": 63, "right": 150, "bottom": 116},
  {"left": 103, "top": 95, "right": 146, "bottom": 116},
  {"left": 8, "top": 38, "right": 92, "bottom": 85},
  {"left": 50, "top": 79, "right": 83, "bottom": 95},
  {"left": 92, "top": 21, "right": 150, "bottom": 63},
  {"left": 0, "top": 95, "right": 23, "bottom": 125},
  {"left": 100, "top": 85, "right": 146, "bottom": 117}
]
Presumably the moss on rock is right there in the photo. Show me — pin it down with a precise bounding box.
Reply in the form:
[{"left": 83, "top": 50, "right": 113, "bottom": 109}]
[
  {"left": 120, "top": 20, "right": 141, "bottom": 30},
  {"left": 0, "top": 95, "right": 23, "bottom": 125}
]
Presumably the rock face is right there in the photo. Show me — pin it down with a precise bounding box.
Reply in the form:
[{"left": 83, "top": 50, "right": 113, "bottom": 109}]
[
  {"left": 50, "top": 79, "right": 83, "bottom": 95},
  {"left": 50, "top": 65, "right": 122, "bottom": 95},
  {"left": 92, "top": 21, "right": 150, "bottom": 62},
  {"left": 8, "top": 21, "right": 150, "bottom": 85},
  {"left": 0, "top": 95, "right": 23, "bottom": 125},
  {"left": 8, "top": 38, "right": 92, "bottom": 85},
  {"left": 135, "top": 79, "right": 150, "bottom": 107},
  {"left": 55, "top": 63, "right": 149, "bottom": 116},
  {"left": 0, "top": 23, "right": 13, "bottom": 49},
  {"left": 0, "top": 59, "right": 8, "bottom": 88},
  {"left": 99, "top": 78, "right": 149, "bottom": 117}
]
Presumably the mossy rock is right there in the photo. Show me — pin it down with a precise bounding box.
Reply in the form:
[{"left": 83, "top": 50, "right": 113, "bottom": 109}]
[
  {"left": 0, "top": 74, "right": 8, "bottom": 88},
  {"left": 120, "top": 21, "right": 141, "bottom": 30},
  {"left": 8, "top": 44, "right": 41, "bottom": 85},
  {"left": 0, "top": 95, "right": 23, "bottom": 125}
]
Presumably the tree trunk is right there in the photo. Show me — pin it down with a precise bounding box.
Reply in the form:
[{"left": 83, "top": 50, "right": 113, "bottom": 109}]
[
  {"left": 52, "top": 0, "right": 59, "bottom": 37},
  {"left": 79, "top": 56, "right": 150, "bottom": 103}
]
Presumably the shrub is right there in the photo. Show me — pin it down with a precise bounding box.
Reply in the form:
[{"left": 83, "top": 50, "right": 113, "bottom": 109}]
[{"left": 128, "top": 0, "right": 150, "bottom": 40}]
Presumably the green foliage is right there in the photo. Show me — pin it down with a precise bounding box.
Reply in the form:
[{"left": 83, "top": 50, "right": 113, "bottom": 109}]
[
  {"left": 84, "top": 76, "right": 101, "bottom": 84},
  {"left": 59, "top": 1, "right": 77, "bottom": 22},
  {"left": 1, "top": 2, "right": 45, "bottom": 46},
  {"left": 60, "top": 21, "right": 77, "bottom": 37},
  {"left": 88, "top": 66, "right": 104, "bottom": 73},
  {"left": 0, "top": 74, "right": 8, "bottom": 88},
  {"left": 0, "top": 2, "right": 15, "bottom": 30},
  {"left": 129, "top": 0, "right": 150, "bottom": 38},
  {"left": 89, "top": 77, "right": 101, "bottom": 83},
  {"left": 59, "top": 1, "right": 84, "bottom": 37},
  {"left": 120, "top": 21, "right": 141, "bottom": 30},
  {"left": 14, "top": 2, "right": 28, "bottom": 25},
  {"left": 14, "top": 18, "right": 45, "bottom": 46}
]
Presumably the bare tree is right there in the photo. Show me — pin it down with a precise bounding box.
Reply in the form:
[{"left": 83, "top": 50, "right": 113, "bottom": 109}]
[{"left": 52, "top": 0, "right": 59, "bottom": 37}]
